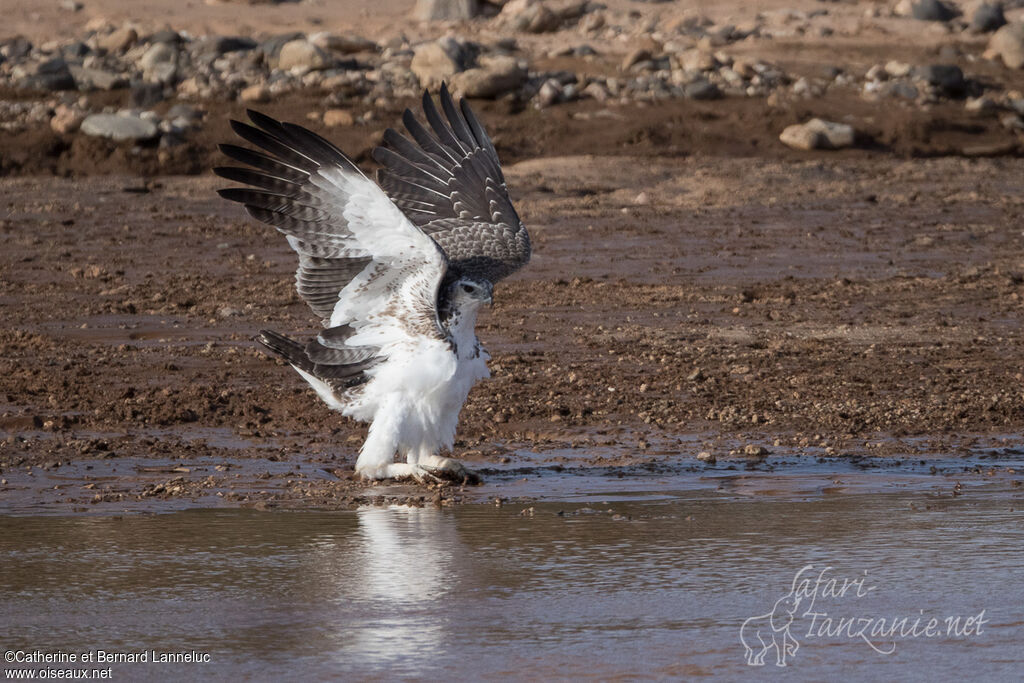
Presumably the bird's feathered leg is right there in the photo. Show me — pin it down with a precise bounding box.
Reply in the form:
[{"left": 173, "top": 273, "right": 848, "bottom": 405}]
[{"left": 356, "top": 398, "right": 443, "bottom": 483}]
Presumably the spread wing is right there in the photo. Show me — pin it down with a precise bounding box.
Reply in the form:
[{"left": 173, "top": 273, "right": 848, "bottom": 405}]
[
  {"left": 214, "top": 110, "right": 448, "bottom": 350},
  {"left": 373, "top": 84, "right": 531, "bottom": 285}
]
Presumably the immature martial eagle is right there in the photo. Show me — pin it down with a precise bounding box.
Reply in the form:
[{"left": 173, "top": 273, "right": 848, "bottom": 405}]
[{"left": 214, "top": 86, "right": 530, "bottom": 482}]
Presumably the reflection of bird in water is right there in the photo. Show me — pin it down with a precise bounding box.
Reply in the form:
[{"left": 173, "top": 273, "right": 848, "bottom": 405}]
[
  {"left": 216, "top": 85, "right": 530, "bottom": 483},
  {"left": 342, "top": 506, "right": 457, "bottom": 665}
]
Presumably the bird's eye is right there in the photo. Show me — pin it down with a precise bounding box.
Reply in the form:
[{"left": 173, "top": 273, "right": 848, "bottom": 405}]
[{"left": 462, "top": 284, "right": 474, "bottom": 294}]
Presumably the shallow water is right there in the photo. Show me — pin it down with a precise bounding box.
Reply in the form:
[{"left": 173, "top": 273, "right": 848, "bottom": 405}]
[{"left": 2, "top": 473, "right": 1022, "bottom": 680}]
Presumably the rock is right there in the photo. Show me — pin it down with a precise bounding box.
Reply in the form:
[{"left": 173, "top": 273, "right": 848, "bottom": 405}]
[
  {"left": 414, "top": 0, "right": 479, "bottom": 21},
  {"left": 884, "top": 60, "right": 912, "bottom": 77},
  {"left": 80, "top": 113, "right": 160, "bottom": 142},
  {"left": 989, "top": 23, "right": 1024, "bottom": 69},
  {"left": 916, "top": 64, "right": 965, "bottom": 96},
  {"left": 50, "top": 105, "right": 83, "bottom": 134},
  {"left": 277, "top": 39, "right": 332, "bottom": 71},
  {"left": 911, "top": 0, "right": 958, "bottom": 22},
  {"left": 696, "top": 451, "right": 716, "bottom": 463},
  {"left": 678, "top": 49, "right": 718, "bottom": 73},
  {"left": 683, "top": 79, "right": 721, "bottom": 100},
  {"left": 622, "top": 49, "right": 651, "bottom": 71},
  {"left": 310, "top": 33, "right": 377, "bottom": 54},
  {"left": 69, "top": 65, "right": 128, "bottom": 91},
  {"left": 965, "top": 96, "right": 996, "bottom": 112},
  {"left": 19, "top": 58, "right": 77, "bottom": 91},
  {"left": 536, "top": 78, "right": 563, "bottom": 107},
  {"left": 449, "top": 55, "right": 526, "bottom": 97},
  {"left": 139, "top": 42, "right": 178, "bottom": 83},
  {"left": 1, "top": 36, "right": 33, "bottom": 61},
  {"left": 260, "top": 32, "right": 305, "bottom": 61},
  {"left": 582, "top": 81, "right": 610, "bottom": 101},
  {"left": 97, "top": 26, "right": 138, "bottom": 53},
  {"left": 410, "top": 38, "right": 472, "bottom": 87},
  {"left": 149, "top": 29, "right": 182, "bottom": 45},
  {"left": 743, "top": 444, "right": 770, "bottom": 459},
  {"left": 780, "top": 118, "right": 856, "bottom": 150},
  {"left": 322, "top": 109, "right": 355, "bottom": 126},
  {"left": 213, "top": 36, "right": 258, "bottom": 54},
  {"left": 972, "top": 4, "right": 1006, "bottom": 33},
  {"left": 239, "top": 84, "right": 271, "bottom": 102},
  {"left": 500, "top": 0, "right": 561, "bottom": 33}
]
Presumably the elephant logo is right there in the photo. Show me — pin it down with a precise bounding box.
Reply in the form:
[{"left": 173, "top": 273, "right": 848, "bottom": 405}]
[{"left": 739, "top": 592, "right": 802, "bottom": 667}]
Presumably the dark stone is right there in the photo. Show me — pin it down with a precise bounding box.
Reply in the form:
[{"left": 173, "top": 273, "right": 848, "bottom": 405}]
[
  {"left": 972, "top": 4, "right": 1007, "bottom": 33},
  {"left": 62, "top": 41, "right": 91, "bottom": 59},
  {"left": 214, "top": 36, "right": 258, "bottom": 54},
  {"left": 130, "top": 79, "right": 167, "bottom": 107},
  {"left": 684, "top": 79, "right": 722, "bottom": 100},
  {"left": 911, "top": 0, "right": 959, "bottom": 22},
  {"left": 20, "top": 58, "right": 76, "bottom": 91},
  {"left": 917, "top": 64, "right": 966, "bottom": 96},
  {"left": 0, "top": 36, "right": 33, "bottom": 60},
  {"left": 149, "top": 29, "right": 182, "bottom": 44}
]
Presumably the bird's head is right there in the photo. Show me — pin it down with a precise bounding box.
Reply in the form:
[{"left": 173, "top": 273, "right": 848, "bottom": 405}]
[{"left": 450, "top": 277, "right": 493, "bottom": 309}]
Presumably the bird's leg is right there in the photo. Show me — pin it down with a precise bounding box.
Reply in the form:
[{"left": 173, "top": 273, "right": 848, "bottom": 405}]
[{"left": 418, "top": 452, "right": 481, "bottom": 484}]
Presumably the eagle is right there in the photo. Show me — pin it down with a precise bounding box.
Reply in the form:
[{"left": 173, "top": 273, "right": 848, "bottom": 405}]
[{"left": 214, "top": 85, "right": 530, "bottom": 483}]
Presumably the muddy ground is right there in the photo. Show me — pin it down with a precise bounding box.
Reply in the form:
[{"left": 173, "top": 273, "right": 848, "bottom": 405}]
[{"left": 2, "top": 139, "right": 1023, "bottom": 511}]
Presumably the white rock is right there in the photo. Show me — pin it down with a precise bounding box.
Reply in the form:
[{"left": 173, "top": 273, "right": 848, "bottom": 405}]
[
  {"left": 80, "top": 113, "right": 159, "bottom": 141},
  {"left": 449, "top": 55, "right": 526, "bottom": 98},
  {"left": 779, "top": 118, "right": 856, "bottom": 150},
  {"left": 277, "top": 39, "right": 332, "bottom": 72},
  {"left": 414, "top": 0, "right": 479, "bottom": 21},
  {"left": 989, "top": 23, "right": 1024, "bottom": 69}
]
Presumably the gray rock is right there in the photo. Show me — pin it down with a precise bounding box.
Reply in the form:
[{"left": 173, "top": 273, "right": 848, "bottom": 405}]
[
  {"left": 19, "top": 58, "right": 76, "bottom": 91},
  {"left": 148, "top": 29, "right": 182, "bottom": 45},
  {"left": 972, "top": 4, "right": 1006, "bottom": 33},
  {"left": 140, "top": 42, "right": 179, "bottom": 83},
  {"left": 989, "top": 22, "right": 1024, "bottom": 69},
  {"left": 69, "top": 65, "right": 128, "bottom": 91},
  {"left": 911, "top": 0, "right": 958, "bottom": 22},
  {"left": 1, "top": 36, "right": 33, "bottom": 60},
  {"left": 917, "top": 64, "right": 965, "bottom": 96},
  {"left": 449, "top": 55, "right": 526, "bottom": 97},
  {"left": 780, "top": 118, "right": 856, "bottom": 150},
  {"left": 414, "top": 0, "right": 479, "bottom": 21},
  {"left": 683, "top": 79, "right": 722, "bottom": 100},
  {"left": 80, "top": 113, "right": 160, "bottom": 142},
  {"left": 63, "top": 41, "right": 91, "bottom": 59}
]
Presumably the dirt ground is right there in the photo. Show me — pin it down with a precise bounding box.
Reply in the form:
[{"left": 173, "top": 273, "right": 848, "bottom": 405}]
[{"left": 2, "top": 0, "right": 1024, "bottom": 511}]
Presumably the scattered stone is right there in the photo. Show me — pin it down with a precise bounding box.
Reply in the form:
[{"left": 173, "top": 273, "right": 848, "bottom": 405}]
[
  {"left": 500, "top": 0, "right": 561, "bottom": 33},
  {"left": 311, "top": 33, "right": 377, "bottom": 54},
  {"left": 322, "top": 109, "right": 355, "bottom": 127},
  {"left": 911, "top": 0, "right": 958, "bottom": 22},
  {"left": 130, "top": 80, "right": 167, "bottom": 107},
  {"left": 139, "top": 42, "right": 179, "bottom": 83},
  {"left": 780, "top": 118, "right": 856, "bottom": 150},
  {"left": 916, "top": 64, "right": 965, "bottom": 96},
  {"left": 80, "top": 113, "right": 160, "bottom": 142},
  {"left": 50, "top": 104, "right": 83, "bottom": 134},
  {"left": 17, "top": 57, "right": 76, "bottom": 91},
  {"left": 97, "top": 27, "right": 139, "bottom": 53},
  {"left": 622, "top": 48, "right": 651, "bottom": 71},
  {"left": 696, "top": 451, "right": 716, "bottom": 463},
  {"left": 743, "top": 444, "right": 770, "bottom": 458},
  {"left": 276, "top": 39, "right": 332, "bottom": 72},
  {"left": 988, "top": 23, "right": 1024, "bottom": 69},
  {"left": 683, "top": 79, "right": 721, "bottom": 100},
  {"left": 414, "top": 0, "right": 479, "bottom": 21},
  {"left": 449, "top": 55, "right": 525, "bottom": 98},
  {"left": 965, "top": 96, "right": 996, "bottom": 113},
  {"left": 536, "top": 78, "right": 563, "bottom": 107},
  {"left": 972, "top": 4, "right": 1007, "bottom": 33},
  {"left": 69, "top": 66, "right": 127, "bottom": 91},
  {"left": 213, "top": 36, "right": 258, "bottom": 54},
  {"left": 411, "top": 38, "right": 472, "bottom": 87},
  {"left": 884, "top": 60, "right": 912, "bottom": 78},
  {"left": 239, "top": 84, "right": 271, "bottom": 103}
]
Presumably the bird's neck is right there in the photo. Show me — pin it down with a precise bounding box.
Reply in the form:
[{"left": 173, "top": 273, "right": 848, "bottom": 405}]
[{"left": 445, "top": 307, "right": 480, "bottom": 360}]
